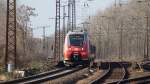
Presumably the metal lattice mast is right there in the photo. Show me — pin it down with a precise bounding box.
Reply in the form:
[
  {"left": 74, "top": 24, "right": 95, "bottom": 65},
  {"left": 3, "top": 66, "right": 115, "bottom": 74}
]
[
  {"left": 144, "top": 16, "right": 149, "bottom": 61},
  {"left": 63, "top": 6, "right": 66, "bottom": 39},
  {"left": 67, "top": 0, "right": 71, "bottom": 32},
  {"left": 5, "top": 0, "right": 17, "bottom": 69},
  {"left": 70, "top": 1, "right": 73, "bottom": 31},
  {"left": 72, "top": 0, "right": 76, "bottom": 30},
  {"left": 62, "top": 6, "right": 66, "bottom": 52},
  {"left": 43, "top": 27, "right": 46, "bottom": 50},
  {"left": 54, "top": 0, "right": 61, "bottom": 62}
]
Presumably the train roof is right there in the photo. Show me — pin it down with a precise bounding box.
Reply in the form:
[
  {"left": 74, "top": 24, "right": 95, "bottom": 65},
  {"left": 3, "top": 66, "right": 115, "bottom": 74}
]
[{"left": 67, "top": 30, "right": 87, "bottom": 35}]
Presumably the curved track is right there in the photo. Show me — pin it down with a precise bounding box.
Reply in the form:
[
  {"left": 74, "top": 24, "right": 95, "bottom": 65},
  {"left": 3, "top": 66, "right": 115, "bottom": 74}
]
[
  {"left": 141, "top": 61, "right": 150, "bottom": 71},
  {"left": 90, "top": 62, "right": 111, "bottom": 84},
  {"left": 0, "top": 66, "right": 85, "bottom": 84},
  {"left": 90, "top": 62, "right": 127, "bottom": 84}
]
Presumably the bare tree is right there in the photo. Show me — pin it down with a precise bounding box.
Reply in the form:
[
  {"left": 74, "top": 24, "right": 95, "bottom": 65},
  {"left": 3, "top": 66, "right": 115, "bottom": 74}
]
[{"left": 87, "top": 0, "right": 150, "bottom": 62}]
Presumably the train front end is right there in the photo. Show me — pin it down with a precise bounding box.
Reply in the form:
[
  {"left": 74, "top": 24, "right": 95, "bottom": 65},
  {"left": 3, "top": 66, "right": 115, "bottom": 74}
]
[{"left": 63, "top": 31, "right": 90, "bottom": 66}]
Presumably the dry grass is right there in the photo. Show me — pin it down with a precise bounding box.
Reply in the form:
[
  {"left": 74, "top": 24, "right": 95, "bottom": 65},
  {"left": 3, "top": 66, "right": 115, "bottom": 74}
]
[
  {"left": 46, "top": 68, "right": 89, "bottom": 84},
  {"left": 0, "top": 75, "right": 7, "bottom": 81}
]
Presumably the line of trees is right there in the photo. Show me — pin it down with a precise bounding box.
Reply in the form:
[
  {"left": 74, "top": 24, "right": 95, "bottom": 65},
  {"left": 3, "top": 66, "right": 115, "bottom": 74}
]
[
  {"left": 87, "top": 0, "right": 150, "bottom": 62},
  {"left": 0, "top": 0, "right": 53, "bottom": 69}
]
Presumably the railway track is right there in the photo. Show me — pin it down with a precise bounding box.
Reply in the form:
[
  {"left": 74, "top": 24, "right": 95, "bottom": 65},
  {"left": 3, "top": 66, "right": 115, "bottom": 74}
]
[
  {"left": 103, "top": 62, "right": 150, "bottom": 84},
  {"left": 0, "top": 66, "right": 85, "bottom": 84},
  {"left": 141, "top": 61, "right": 150, "bottom": 71},
  {"left": 90, "top": 62, "right": 111, "bottom": 84},
  {"left": 109, "top": 75, "right": 150, "bottom": 84},
  {"left": 90, "top": 62, "right": 127, "bottom": 84}
]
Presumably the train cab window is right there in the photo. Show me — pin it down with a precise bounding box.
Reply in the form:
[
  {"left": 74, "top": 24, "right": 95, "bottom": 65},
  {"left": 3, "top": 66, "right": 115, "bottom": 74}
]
[{"left": 69, "top": 34, "right": 84, "bottom": 47}]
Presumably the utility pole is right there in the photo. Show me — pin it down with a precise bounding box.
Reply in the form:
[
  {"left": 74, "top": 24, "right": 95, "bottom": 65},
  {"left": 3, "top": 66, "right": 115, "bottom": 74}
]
[
  {"left": 29, "top": 28, "right": 33, "bottom": 51},
  {"left": 119, "top": 0, "right": 123, "bottom": 61},
  {"left": 22, "top": 23, "right": 26, "bottom": 59},
  {"left": 101, "top": 16, "right": 106, "bottom": 60},
  {"left": 70, "top": 1, "right": 73, "bottom": 31},
  {"left": 146, "top": 16, "right": 149, "bottom": 60},
  {"left": 32, "top": 26, "right": 50, "bottom": 55},
  {"left": 132, "top": 17, "right": 140, "bottom": 58},
  {"left": 119, "top": 0, "right": 122, "bottom": 6},
  {"left": 43, "top": 27, "right": 46, "bottom": 50},
  {"left": 72, "top": 0, "right": 76, "bottom": 30},
  {"left": 81, "top": 22, "right": 90, "bottom": 31},
  {"left": 62, "top": 5, "right": 68, "bottom": 55},
  {"left": 67, "top": 0, "right": 71, "bottom": 32},
  {"left": 137, "top": 0, "right": 150, "bottom": 61},
  {"left": 115, "top": 0, "right": 117, "bottom": 7},
  {"left": 106, "top": 17, "right": 110, "bottom": 59},
  {"left": 50, "top": 4, "right": 68, "bottom": 58},
  {"left": 95, "top": 16, "right": 103, "bottom": 60},
  {"left": 67, "top": 0, "right": 76, "bottom": 32},
  {"left": 55, "top": 0, "right": 61, "bottom": 63},
  {"left": 5, "top": 0, "right": 17, "bottom": 71},
  {"left": 63, "top": 6, "right": 66, "bottom": 40},
  {"left": 145, "top": 4, "right": 150, "bottom": 61},
  {"left": 144, "top": 16, "right": 149, "bottom": 61},
  {"left": 46, "top": 37, "right": 49, "bottom": 58},
  {"left": 119, "top": 22, "right": 123, "bottom": 61}
]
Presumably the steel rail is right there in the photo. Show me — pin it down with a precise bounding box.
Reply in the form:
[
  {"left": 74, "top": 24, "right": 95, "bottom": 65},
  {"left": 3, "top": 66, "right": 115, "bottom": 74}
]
[
  {"left": 90, "top": 62, "right": 111, "bottom": 84},
  {"left": 108, "top": 75, "right": 150, "bottom": 84},
  {"left": 141, "top": 61, "right": 150, "bottom": 71},
  {"left": 116, "top": 63, "right": 127, "bottom": 84},
  {"left": 23, "top": 66, "right": 86, "bottom": 84},
  {"left": 106, "top": 62, "right": 127, "bottom": 84},
  {"left": 90, "top": 62, "right": 127, "bottom": 84},
  {"left": 0, "top": 67, "right": 68, "bottom": 84},
  {"left": 0, "top": 66, "right": 86, "bottom": 84}
]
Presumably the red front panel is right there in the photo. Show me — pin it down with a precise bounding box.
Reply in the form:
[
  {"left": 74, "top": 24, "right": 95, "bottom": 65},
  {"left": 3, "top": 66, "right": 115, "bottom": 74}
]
[{"left": 64, "top": 46, "right": 89, "bottom": 60}]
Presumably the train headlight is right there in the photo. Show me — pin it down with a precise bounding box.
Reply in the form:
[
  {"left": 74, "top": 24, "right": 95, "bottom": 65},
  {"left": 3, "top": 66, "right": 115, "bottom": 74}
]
[
  {"left": 81, "top": 48, "right": 86, "bottom": 51},
  {"left": 68, "top": 47, "right": 72, "bottom": 51}
]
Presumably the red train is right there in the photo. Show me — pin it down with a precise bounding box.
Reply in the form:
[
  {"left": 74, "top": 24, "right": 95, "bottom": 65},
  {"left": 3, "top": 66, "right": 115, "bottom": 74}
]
[{"left": 63, "top": 30, "right": 93, "bottom": 66}]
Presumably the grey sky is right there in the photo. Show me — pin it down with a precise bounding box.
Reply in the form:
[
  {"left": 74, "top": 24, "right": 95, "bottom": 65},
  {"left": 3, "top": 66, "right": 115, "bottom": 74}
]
[{"left": 20, "top": 0, "right": 114, "bottom": 38}]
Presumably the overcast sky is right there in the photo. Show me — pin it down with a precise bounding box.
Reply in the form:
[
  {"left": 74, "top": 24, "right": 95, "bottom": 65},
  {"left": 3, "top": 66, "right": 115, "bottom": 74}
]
[{"left": 20, "top": 0, "right": 115, "bottom": 38}]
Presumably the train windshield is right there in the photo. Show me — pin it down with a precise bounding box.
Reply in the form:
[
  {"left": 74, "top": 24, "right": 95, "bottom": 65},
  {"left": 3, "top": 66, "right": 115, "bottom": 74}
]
[{"left": 69, "top": 34, "right": 84, "bottom": 46}]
